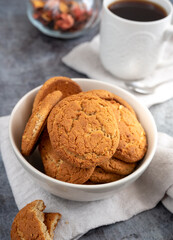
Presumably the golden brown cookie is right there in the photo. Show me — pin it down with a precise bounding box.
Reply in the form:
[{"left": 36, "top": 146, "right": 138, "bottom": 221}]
[
  {"left": 11, "top": 200, "right": 61, "bottom": 240},
  {"left": 47, "top": 92, "right": 120, "bottom": 169},
  {"left": 32, "top": 76, "right": 82, "bottom": 112},
  {"left": 39, "top": 128, "right": 95, "bottom": 184},
  {"left": 21, "top": 90, "right": 62, "bottom": 156},
  {"left": 87, "top": 89, "right": 136, "bottom": 116},
  {"left": 89, "top": 167, "right": 122, "bottom": 184},
  {"left": 44, "top": 213, "right": 61, "bottom": 239},
  {"left": 112, "top": 102, "right": 147, "bottom": 162},
  {"left": 84, "top": 89, "right": 147, "bottom": 162},
  {"left": 99, "top": 157, "right": 137, "bottom": 175}
]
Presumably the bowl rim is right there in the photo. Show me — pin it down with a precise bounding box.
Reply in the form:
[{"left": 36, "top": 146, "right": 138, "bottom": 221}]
[{"left": 9, "top": 78, "right": 157, "bottom": 190}]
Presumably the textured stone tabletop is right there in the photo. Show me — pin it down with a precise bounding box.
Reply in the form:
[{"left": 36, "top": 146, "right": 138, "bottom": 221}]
[{"left": 0, "top": 0, "right": 173, "bottom": 239}]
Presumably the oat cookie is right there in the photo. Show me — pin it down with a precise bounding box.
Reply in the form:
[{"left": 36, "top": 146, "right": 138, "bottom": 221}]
[
  {"left": 112, "top": 102, "right": 147, "bottom": 162},
  {"left": 89, "top": 167, "right": 122, "bottom": 184},
  {"left": 100, "top": 157, "right": 137, "bottom": 175},
  {"left": 33, "top": 76, "right": 82, "bottom": 111},
  {"left": 39, "top": 128, "right": 95, "bottom": 184},
  {"left": 21, "top": 91, "right": 62, "bottom": 156},
  {"left": 11, "top": 200, "right": 61, "bottom": 240},
  {"left": 47, "top": 92, "right": 120, "bottom": 168}
]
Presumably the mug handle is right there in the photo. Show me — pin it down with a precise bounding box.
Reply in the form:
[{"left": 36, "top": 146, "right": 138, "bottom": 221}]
[{"left": 157, "top": 25, "right": 173, "bottom": 68}]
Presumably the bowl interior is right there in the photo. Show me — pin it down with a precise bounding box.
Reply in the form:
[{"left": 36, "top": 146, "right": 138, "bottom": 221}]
[{"left": 10, "top": 78, "right": 157, "bottom": 188}]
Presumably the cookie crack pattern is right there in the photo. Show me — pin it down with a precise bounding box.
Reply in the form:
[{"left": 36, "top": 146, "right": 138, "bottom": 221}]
[
  {"left": 59, "top": 104, "right": 117, "bottom": 149},
  {"left": 48, "top": 94, "right": 120, "bottom": 168},
  {"left": 39, "top": 128, "right": 95, "bottom": 183}
]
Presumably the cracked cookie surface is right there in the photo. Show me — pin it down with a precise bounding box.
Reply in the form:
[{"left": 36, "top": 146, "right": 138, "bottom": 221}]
[
  {"left": 39, "top": 128, "right": 95, "bottom": 184},
  {"left": 99, "top": 157, "right": 137, "bottom": 175},
  {"left": 111, "top": 102, "right": 147, "bottom": 162},
  {"left": 87, "top": 89, "right": 136, "bottom": 116},
  {"left": 21, "top": 91, "right": 62, "bottom": 156},
  {"left": 47, "top": 92, "right": 120, "bottom": 168},
  {"left": 10, "top": 200, "right": 61, "bottom": 240},
  {"left": 89, "top": 167, "right": 122, "bottom": 184},
  {"left": 79, "top": 90, "right": 147, "bottom": 163},
  {"left": 33, "top": 76, "right": 82, "bottom": 112}
]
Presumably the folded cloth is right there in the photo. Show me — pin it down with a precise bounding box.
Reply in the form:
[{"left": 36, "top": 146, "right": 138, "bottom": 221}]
[
  {"left": 1, "top": 116, "right": 173, "bottom": 240},
  {"left": 62, "top": 35, "right": 173, "bottom": 108}
]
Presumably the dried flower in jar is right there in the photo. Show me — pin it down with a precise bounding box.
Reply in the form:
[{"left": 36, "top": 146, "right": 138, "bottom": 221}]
[{"left": 31, "top": 0, "right": 93, "bottom": 32}]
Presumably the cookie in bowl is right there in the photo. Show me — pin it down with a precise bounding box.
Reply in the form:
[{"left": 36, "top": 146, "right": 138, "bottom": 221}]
[
  {"left": 39, "top": 128, "right": 95, "bottom": 184},
  {"left": 9, "top": 78, "right": 157, "bottom": 201},
  {"left": 86, "top": 89, "right": 147, "bottom": 163},
  {"left": 47, "top": 92, "right": 120, "bottom": 169},
  {"left": 99, "top": 157, "right": 137, "bottom": 176},
  {"left": 111, "top": 102, "right": 147, "bottom": 163},
  {"left": 32, "top": 76, "right": 82, "bottom": 112},
  {"left": 86, "top": 89, "right": 136, "bottom": 116},
  {"left": 21, "top": 90, "right": 63, "bottom": 156},
  {"left": 89, "top": 167, "right": 122, "bottom": 184}
]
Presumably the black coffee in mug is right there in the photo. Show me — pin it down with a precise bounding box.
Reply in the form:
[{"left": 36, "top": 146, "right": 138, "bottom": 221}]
[{"left": 108, "top": 0, "right": 167, "bottom": 22}]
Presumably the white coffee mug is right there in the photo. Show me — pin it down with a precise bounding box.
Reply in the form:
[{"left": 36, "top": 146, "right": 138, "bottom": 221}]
[{"left": 100, "top": 0, "right": 173, "bottom": 80}]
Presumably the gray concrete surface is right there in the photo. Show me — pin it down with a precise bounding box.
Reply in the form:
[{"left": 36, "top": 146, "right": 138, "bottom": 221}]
[{"left": 0, "top": 0, "right": 173, "bottom": 239}]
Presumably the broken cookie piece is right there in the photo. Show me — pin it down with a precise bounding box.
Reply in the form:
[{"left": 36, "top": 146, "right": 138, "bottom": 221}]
[
  {"left": 11, "top": 200, "right": 61, "bottom": 240},
  {"left": 44, "top": 213, "right": 61, "bottom": 239}
]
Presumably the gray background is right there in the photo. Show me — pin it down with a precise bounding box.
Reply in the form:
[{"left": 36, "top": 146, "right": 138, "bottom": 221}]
[{"left": 0, "top": 0, "right": 173, "bottom": 239}]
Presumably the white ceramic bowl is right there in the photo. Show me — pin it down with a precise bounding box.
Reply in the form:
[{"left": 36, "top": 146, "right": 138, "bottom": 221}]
[{"left": 9, "top": 79, "right": 157, "bottom": 201}]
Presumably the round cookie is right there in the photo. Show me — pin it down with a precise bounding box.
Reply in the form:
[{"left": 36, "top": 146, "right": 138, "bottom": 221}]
[
  {"left": 11, "top": 200, "right": 60, "bottom": 240},
  {"left": 79, "top": 90, "right": 147, "bottom": 162},
  {"left": 39, "top": 128, "right": 95, "bottom": 184},
  {"left": 112, "top": 102, "right": 147, "bottom": 162},
  {"left": 47, "top": 92, "right": 120, "bottom": 169},
  {"left": 87, "top": 89, "right": 136, "bottom": 116},
  {"left": 99, "top": 157, "right": 137, "bottom": 175},
  {"left": 32, "top": 76, "right": 82, "bottom": 112},
  {"left": 89, "top": 167, "right": 122, "bottom": 184},
  {"left": 21, "top": 91, "right": 62, "bottom": 156}
]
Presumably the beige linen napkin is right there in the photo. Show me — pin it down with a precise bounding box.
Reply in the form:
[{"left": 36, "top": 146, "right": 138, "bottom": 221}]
[
  {"left": 62, "top": 35, "right": 173, "bottom": 108},
  {"left": 1, "top": 115, "right": 173, "bottom": 240}
]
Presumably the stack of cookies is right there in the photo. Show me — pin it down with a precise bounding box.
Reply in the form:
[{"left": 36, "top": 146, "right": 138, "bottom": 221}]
[{"left": 21, "top": 76, "right": 147, "bottom": 184}]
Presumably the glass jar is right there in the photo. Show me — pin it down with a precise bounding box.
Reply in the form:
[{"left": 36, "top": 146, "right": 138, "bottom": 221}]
[{"left": 27, "top": 0, "right": 102, "bottom": 38}]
